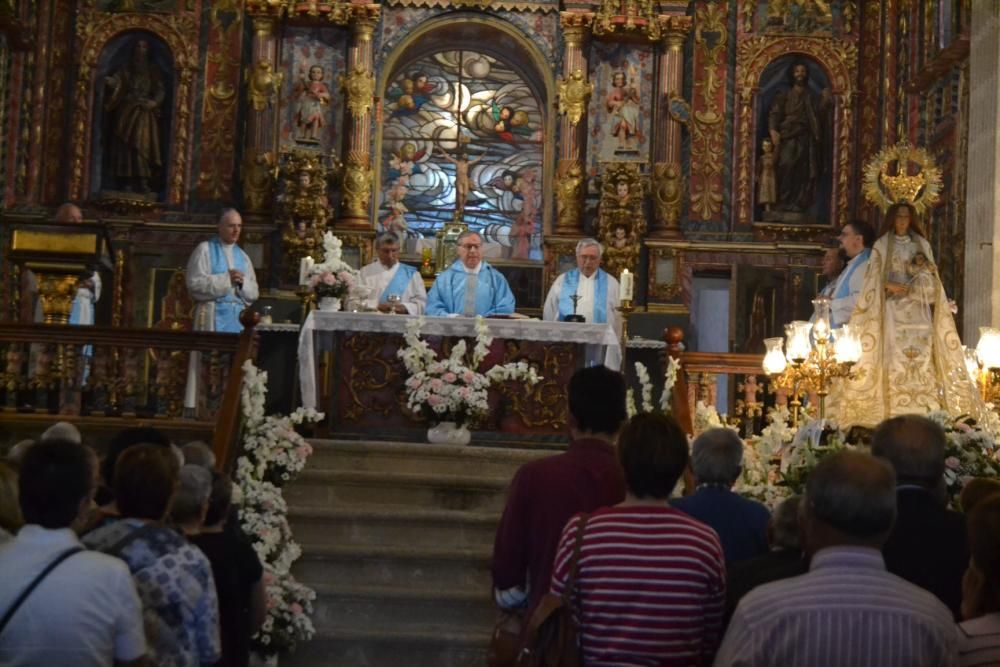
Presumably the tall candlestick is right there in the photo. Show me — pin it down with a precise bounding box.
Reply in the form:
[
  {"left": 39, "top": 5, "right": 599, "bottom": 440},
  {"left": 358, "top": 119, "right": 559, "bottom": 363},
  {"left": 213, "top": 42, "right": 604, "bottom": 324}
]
[{"left": 619, "top": 269, "right": 634, "bottom": 302}]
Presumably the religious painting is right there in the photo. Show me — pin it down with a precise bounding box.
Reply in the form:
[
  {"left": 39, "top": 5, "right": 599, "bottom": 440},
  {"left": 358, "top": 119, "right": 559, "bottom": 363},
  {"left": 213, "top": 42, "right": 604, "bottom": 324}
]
[
  {"left": 378, "top": 48, "right": 545, "bottom": 260},
  {"left": 278, "top": 27, "right": 348, "bottom": 153},
  {"left": 587, "top": 43, "right": 654, "bottom": 186},
  {"left": 754, "top": 56, "right": 833, "bottom": 226},
  {"left": 90, "top": 32, "right": 174, "bottom": 201},
  {"left": 754, "top": 0, "right": 839, "bottom": 34}
]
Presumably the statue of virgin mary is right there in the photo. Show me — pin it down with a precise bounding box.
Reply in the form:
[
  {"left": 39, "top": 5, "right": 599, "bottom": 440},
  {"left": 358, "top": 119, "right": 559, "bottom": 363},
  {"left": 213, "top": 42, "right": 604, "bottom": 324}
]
[{"left": 832, "top": 201, "right": 985, "bottom": 427}]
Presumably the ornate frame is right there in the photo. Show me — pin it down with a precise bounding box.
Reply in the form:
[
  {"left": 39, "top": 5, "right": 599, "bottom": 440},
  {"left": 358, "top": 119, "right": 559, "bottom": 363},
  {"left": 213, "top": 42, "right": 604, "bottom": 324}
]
[
  {"left": 68, "top": 12, "right": 200, "bottom": 206},
  {"left": 645, "top": 244, "right": 683, "bottom": 302},
  {"left": 733, "top": 36, "right": 858, "bottom": 231}
]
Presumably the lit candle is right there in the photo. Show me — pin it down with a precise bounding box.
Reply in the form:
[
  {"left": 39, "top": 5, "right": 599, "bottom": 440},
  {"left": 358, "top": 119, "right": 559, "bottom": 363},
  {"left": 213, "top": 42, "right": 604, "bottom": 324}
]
[
  {"left": 620, "top": 269, "right": 634, "bottom": 302},
  {"left": 299, "top": 256, "right": 314, "bottom": 286}
]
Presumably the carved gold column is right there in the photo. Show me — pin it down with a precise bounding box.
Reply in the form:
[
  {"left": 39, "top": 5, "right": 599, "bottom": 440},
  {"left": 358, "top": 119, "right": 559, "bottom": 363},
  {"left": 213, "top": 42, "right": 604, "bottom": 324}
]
[
  {"left": 554, "top": 11, "right": 593, "bottom": 235},
  {"left": 242, "top": 6, "right": 283, "bottom": 214},
  {"left": 336, "top": 4, "right": 380, "bottom": 230},
  {"left": 650, "top": 15, "right": 691, "bottom": 239}
]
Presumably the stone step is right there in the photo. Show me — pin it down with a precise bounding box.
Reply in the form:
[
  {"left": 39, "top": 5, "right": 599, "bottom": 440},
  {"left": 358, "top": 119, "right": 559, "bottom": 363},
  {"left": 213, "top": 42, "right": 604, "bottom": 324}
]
[
  {"left": 311, "top": 583, "right": 495, "bottom": 633},
  {"left": 284, "top": 469, "right": 512, "bottom": 512},
  {"left": 293, "top": 542, "right": 493, "bottom": 591},
  {"left": 281, "top": 626, "right": 488, "bottom": 667},
  {"left": 288, "top": 505, "right": 500, "bottom": 550},
  {"left": 306, "top": 438, "right": 552, "bottom": 477}
]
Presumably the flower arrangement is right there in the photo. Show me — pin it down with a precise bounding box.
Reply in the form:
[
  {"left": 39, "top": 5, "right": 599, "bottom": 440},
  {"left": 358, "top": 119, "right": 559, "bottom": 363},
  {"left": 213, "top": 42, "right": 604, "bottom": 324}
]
[
  {"left": 926, "top": 410, "right": 1000, "bottom": 508},
  {"left": 397, "top": 316, "right": 542, "bottom": 426},
  {"left": 625, "top": 357, "right": 681, "bottom": 418},
  {"left": 236, "top": 360, "right": 324, "bottom": 656},
  {"left": 308, "top": 232, "right": 358, "bottom": 300}
]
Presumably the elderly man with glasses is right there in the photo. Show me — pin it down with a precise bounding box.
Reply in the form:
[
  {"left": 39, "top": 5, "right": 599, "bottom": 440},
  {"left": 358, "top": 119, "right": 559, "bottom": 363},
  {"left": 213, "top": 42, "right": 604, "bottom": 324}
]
[{"left": 426, "top": 231, "right": 515, "bottom": 317}]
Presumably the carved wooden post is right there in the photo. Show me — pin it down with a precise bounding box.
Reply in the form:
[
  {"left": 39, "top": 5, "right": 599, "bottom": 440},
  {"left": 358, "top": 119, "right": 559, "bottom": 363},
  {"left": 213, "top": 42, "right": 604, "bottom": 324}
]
[
  {"left": 336, "top": 4, "right": 380, "bottom": 230},
  {"left": 554, "top": 11, "right": 593, "bottom": 235},
  {"left": 242, "top": 4, "right": 284, "bottom": 214},
  {"left": 650, "top": 16, "right": 691, "bottom": 239}
]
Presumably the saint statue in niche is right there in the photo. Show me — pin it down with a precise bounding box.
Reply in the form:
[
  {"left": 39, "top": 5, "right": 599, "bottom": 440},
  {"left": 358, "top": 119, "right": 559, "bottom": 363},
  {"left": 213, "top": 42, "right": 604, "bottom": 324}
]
[
  {"left": 605, "top": 68, "right": 641, "bottom": 155},
  {"left": 760, "top": 59, "right": 833, "bottom": 222},
  {"left": 103, "top": 39, "right": 167, "bottom": 195},
  {"left": 295, "top": 65, "right": 332, "bottom": 144}
]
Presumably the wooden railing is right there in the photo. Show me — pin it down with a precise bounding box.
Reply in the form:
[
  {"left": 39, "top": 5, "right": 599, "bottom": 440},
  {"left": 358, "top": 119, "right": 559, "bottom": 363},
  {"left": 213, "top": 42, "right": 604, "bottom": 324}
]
[
  {"left": 0, "top": 312, "right": 259, "bottom": 470},
  {"left": 663, "top": 327, "right": 766, "bottom": 436}
]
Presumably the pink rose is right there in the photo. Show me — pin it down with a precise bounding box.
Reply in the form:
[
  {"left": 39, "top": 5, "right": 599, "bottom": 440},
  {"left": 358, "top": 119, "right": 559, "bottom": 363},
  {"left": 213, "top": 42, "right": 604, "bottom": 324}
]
[
  {"left": 945, "top": 456, "right": 960, "bottom": 470},
  {"left": 430, "top": 378, "right": 444, "bottom": 391},
  {"left": 463, "top": 370, "right": 476, "bottom": 383},
  {"left": 427, "top": 395, "right": 442, "bottom": 406},
  {"left": 322, "top": 272, "right": 336, "bottom": 286},
  {"left": 290, "top": 603, "right": 304, "bottom": 615},
  {"left": 443, "top": 372, "right": 457, "bottom": 383}
]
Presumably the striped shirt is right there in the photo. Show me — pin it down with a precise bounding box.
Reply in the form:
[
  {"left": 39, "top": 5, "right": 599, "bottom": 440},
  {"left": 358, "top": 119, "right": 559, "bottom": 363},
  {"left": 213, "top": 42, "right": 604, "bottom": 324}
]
[
  {"left": 715, "top": 546, "right": 959, "bottom": 667},
  {"left": 550, "top": 505, "right": 725, "bottom": 666},
  {"left": 959, "top": 613, "right": 1000, "bottom": 666}
]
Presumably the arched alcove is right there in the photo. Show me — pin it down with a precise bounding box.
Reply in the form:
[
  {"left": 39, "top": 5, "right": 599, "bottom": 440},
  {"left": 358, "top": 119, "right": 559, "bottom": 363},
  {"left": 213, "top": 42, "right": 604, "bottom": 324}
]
[{"left": 375, "top": 16, "right": 554, "bottom": 261}]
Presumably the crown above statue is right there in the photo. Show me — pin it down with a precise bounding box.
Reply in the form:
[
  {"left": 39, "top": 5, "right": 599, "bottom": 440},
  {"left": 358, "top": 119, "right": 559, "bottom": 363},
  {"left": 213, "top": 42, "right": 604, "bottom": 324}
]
[{"left": 862, "top": 142, "right": 943, "bottom": 214}]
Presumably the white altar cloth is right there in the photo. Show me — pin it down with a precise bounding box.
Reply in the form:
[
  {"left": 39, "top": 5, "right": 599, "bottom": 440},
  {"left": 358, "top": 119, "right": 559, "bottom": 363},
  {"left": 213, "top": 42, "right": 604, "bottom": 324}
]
[{"left": 298, "top": 312, "right": 621, "bottom": 410}]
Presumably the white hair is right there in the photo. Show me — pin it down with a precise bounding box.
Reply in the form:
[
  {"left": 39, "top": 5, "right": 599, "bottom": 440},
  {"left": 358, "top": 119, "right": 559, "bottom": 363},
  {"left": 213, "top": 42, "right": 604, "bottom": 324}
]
[
  {"left": 41, "top": 421, "right": 81, "bottom": 444},
  {"left": 576, "top": 238, "right": 603, "bottom": 257}
]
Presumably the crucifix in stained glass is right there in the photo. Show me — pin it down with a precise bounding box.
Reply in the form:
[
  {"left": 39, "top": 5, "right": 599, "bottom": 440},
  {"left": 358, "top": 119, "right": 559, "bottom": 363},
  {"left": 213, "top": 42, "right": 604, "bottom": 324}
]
[{"left": 379, "top": 49, "right": 544, "bottom": 260}]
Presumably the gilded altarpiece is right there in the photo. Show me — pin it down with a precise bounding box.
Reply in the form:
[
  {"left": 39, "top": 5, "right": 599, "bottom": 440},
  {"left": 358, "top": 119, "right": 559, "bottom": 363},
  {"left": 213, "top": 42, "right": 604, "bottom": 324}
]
[{"left": 278, "top": 27, "right": 348, "bottom": 155}]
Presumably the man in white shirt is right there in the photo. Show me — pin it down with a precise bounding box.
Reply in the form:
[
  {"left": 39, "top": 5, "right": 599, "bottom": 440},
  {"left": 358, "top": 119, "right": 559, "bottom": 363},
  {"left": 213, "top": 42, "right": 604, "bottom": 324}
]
[
  {"left": 185, "top": 208, "right": 259, "bottom": 411},
  {"left": 543, "top": 238, "right": 620, "bottom": 331},
  {"left": 359, "top": 232, "right": 427, "bottom": 315},
  {"left": 830, "top": 219, "right": 874, "bottom": 328},
  {"left": 0, "top": 439, "right": 146, "bottom": 667}
]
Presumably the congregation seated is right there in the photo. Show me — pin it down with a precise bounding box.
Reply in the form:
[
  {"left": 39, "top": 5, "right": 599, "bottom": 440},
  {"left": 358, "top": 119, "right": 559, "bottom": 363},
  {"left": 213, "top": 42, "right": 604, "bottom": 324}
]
[
  {"left": 83, "top": 444, "right": 221, "bottom": 667},
  {"left": 671, "top": 427, "right": 770, "bottom": 564},
  {"left": 959, "top": 495, "right": 1000, "bottom": 665},
  {"left": 178, "top": 469, "right": 266, "bottom": 667},
  {"left": 724, "top": 494, "right": 807, "bottom": 624},
  {"left": 551, "top": 413, "right": 725, "bottom": 664},
  {"left": 716, "top": 450, "right": 959, "bottom": 666},
  {"left": 873, "top": 414, "right": 969, "bottom": 619},
  {"left": 0, "top": 439, "right": 147, "bottom": 666}
]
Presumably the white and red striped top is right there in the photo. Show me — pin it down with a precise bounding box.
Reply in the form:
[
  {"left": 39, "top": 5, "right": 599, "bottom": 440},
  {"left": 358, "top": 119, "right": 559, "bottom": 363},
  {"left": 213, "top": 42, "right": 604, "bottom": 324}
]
[{"left": 550, "top": 505, "right": 726, "bottom": 666}]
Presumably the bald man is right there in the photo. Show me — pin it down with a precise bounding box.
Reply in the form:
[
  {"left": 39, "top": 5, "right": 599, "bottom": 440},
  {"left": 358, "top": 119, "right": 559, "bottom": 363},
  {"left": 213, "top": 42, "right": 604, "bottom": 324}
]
[{"left": 184, "top": 208, "right": 258, "bottom": 412}]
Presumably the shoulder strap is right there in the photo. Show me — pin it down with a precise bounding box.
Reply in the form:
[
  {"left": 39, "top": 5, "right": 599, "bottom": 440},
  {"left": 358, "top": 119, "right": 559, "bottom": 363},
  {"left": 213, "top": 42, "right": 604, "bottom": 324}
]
[
  {"left": 0, "top": 546, "right": 84, "bottom": 637},
  {"left": 561, "top": 513, "right": 590, "bottom": 608}
]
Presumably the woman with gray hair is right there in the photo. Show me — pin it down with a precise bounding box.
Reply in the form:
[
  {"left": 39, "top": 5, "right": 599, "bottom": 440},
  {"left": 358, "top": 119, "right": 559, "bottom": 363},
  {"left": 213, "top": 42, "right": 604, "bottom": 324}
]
[{"left": 672, "top": 427, "right": 771, "bottom": 563}]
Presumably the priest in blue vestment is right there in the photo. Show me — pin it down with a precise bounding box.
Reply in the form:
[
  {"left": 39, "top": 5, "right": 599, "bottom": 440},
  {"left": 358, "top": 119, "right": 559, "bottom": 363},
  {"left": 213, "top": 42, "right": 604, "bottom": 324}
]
[
  {"left": 426, "top": 231, "right": 515, "bottom": 317},
  {"left": 542, "top": 238, "right": 620, "bottom": 331},
  {"left": 184, "top": 208, "right": 258, "bottom": 411},
  {"left": 359, "top": 232, "right": 427, "bottom": 314}
]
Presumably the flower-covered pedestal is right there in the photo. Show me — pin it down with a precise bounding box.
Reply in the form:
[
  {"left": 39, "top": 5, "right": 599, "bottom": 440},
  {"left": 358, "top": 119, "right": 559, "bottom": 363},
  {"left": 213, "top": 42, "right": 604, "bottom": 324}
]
[
  {"left": 318, "top": 297, "right": 341, "bottom": 312},
  {"left": 427, "top": 421, "right": 471, "bottom": 446}
]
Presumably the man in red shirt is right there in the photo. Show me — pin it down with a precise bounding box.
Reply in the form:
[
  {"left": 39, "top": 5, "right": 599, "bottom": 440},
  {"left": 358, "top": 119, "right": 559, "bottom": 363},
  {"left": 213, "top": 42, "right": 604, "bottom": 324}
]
[{"left": 491, "top": 365, "right": 627, "bottom": 616}]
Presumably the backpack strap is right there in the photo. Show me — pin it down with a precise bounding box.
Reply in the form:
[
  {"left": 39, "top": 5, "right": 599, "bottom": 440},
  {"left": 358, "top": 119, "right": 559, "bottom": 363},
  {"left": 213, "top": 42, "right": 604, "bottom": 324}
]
[{"left": 0, "top": 546, "right": 84, "bottom": 637}]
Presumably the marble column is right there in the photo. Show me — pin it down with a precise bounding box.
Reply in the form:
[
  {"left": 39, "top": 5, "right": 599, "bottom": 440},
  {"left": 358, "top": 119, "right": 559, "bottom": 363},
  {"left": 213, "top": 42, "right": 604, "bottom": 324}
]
[
  {"left": 649, "top": 15, "right": 691, "bottom": 239},
  {"left": 336, "top": 5, "right": 380, "bottom": 230},
  {"left": 963, "top": 3, "right": 1000, "bottom": 335},
  {"left": 242, "top": 12, "right": 282, "bottom": 214},
  {"left": 554, "top": 11, "right": 593, "bottom": 235}
]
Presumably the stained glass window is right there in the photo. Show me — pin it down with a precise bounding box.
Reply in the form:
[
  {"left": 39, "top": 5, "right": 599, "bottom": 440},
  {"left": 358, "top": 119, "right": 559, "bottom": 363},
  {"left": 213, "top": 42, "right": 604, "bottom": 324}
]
[{"left": 379, "top": 49, "right": 544, "bottom": 260}]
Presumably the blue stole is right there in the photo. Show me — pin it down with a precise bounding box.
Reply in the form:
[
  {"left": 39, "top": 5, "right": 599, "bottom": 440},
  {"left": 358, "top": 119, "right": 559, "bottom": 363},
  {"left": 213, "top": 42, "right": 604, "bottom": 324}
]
[
  {"left": 427, "top": 261, "right": 515, "bottom": 316},
  {"left": 381, "top": 263, "right": 417, "bottom": 302},
  {"left": 834, "top": 248, "right": 870, "bottom": 299},
  {"left": 557, "top": 269, "right": 608, "bottom": 323},
  {"left": 208, "top": 239, "right": 248, "bottom": 333}
]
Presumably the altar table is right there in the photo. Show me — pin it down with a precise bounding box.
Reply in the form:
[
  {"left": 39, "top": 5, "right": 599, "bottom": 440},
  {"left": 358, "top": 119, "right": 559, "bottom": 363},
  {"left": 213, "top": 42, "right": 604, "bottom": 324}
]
[{"left": 297, "top": 312, "right": 621, "bottom": 436}]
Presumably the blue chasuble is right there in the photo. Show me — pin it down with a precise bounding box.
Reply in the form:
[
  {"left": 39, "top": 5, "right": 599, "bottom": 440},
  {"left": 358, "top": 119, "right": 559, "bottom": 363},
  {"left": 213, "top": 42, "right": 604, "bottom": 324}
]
[
  {"left": 426, "top": 261, "right": 515, "bottom": 316},
  {"left": 557, "top": 269, "right": 608, "bottom": 323},
  {"left": 208, "top": 239, "right": 248, "bottom": 333}
]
